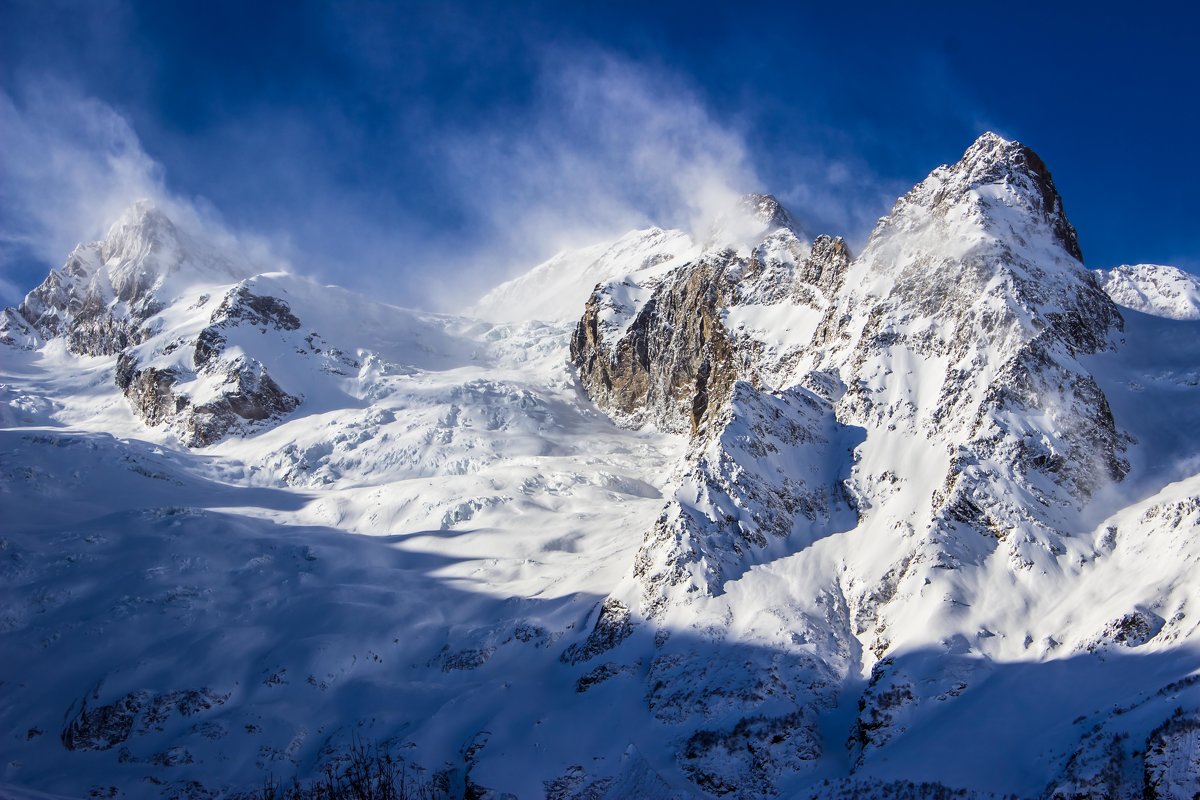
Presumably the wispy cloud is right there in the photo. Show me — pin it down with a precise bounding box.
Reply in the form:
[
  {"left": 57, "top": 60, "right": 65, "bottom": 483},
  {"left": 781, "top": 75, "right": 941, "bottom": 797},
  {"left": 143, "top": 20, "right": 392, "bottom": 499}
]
[
  {"left": 0, "top": 81, "right": 286, "bottom": 304},
  {"left": 0, "top": 53, "right": 923, "bottom": 312},
  {"left": 0, "top": 83, "right": 163, "bottom": 288},
  {"left": 425, "top": 50, "right": 763, "bottom": 306}
]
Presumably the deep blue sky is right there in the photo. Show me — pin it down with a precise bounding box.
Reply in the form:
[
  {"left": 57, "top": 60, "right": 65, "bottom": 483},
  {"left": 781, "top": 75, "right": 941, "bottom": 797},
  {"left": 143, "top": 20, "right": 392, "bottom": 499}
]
[{"left": 2, "top": 0, "right": 1198, "bottom": 306}]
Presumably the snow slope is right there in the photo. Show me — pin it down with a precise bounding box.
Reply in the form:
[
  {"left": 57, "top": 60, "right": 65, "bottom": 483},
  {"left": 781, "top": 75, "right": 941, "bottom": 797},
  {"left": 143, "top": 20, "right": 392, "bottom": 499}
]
[{"left": 468, "top": 227, "right": 697, "bottom": 324}]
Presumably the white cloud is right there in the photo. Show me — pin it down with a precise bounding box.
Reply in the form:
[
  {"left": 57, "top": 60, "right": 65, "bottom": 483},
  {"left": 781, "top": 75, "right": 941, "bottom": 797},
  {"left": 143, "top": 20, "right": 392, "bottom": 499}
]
[
  {"left": 0, "top": 82, "right": 287, "bottom": 304},
  {"left": 0, "top": 85, "right": 162, "bottom": 267},
  {"left": 425, "top": 51, "right": 762, "bottom": 307},
  {"left": 0, "top": 58, "right": 913, "bottom": 313}
]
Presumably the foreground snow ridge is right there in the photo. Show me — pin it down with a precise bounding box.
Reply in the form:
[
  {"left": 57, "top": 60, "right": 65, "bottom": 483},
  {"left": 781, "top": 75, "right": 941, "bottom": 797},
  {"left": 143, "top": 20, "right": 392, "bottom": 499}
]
[{"left": 2, "top": 133, "right": 1198, "bottom": 800}]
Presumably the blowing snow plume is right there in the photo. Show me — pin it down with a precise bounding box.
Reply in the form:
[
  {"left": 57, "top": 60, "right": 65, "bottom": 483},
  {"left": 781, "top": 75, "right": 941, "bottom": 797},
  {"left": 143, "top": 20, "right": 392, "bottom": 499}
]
[
  {"left": 0, "top": 83, "right": 287, "bottom": 306},
  {"left": 425, "top": 51, "right": 763, "bottom": 308}
]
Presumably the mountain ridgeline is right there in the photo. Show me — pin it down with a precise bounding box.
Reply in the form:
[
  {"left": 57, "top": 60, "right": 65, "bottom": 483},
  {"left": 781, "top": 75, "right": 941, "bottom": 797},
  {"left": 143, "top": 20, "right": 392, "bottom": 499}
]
[{"left": 2, "top": 134, "right": 1199, "bottom": 799}]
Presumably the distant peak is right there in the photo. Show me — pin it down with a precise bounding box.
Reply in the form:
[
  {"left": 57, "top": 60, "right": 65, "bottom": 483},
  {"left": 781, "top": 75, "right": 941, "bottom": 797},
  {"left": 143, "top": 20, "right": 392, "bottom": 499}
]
[
  {"left": 1095, "top": 263, "right": 1200, "bottom": 320},
  {"left": 106, "top": 199, "right": 175, "bottom": 239},
  {"left": 738, "top": 193, "right": 802, "bottom": 233},
  {"left": 705, "top": 193, "right": 807, "bottom": 250}
]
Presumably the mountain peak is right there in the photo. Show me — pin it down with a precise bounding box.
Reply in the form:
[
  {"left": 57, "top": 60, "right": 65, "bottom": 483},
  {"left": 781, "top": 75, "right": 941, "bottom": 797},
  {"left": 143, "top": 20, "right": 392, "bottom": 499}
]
[
  {"left": 739, "top": 193, "right": 802, "bottom": 233},
  {"left": 705, "top": 192, "right": 807, "bottom": 250},
  {"left": 100, "top": 199, "right": 182, "bottom": 265},
  {"left": 1096, "top": 263, "right": 1200, "bottom": 320},
  {"left": 110, "top": 197, "right": 169, "bottom": 227},
  {"left": 957, "top": 131, "right": 1051, "bottom": 186},
  {"left": 951, "top": 131, "right": 1083, "bottom": 261}
]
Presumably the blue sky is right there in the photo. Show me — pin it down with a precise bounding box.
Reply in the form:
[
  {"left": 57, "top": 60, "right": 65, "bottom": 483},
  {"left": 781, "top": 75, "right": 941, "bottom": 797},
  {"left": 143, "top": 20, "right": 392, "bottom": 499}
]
[{"left": 2, "top": 0, "right": 1197, "bottom": 307}]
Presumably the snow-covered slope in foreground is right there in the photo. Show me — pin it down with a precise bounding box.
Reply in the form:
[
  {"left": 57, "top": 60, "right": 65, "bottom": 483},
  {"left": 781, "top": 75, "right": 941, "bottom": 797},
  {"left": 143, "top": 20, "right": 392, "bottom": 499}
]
[{"left": 3, "top": 134, "right": 1200, "bottom": 800}]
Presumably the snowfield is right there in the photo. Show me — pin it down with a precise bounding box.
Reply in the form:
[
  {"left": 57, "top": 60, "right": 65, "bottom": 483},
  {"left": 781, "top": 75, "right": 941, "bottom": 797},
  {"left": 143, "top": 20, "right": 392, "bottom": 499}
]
[{"left": 2, "top": 134, "right": 1198, "bottom": 800}]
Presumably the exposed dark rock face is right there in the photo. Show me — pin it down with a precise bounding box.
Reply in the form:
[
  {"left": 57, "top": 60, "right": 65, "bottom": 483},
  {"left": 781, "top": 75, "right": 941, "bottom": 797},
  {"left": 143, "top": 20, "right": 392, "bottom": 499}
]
[
  {"left": 114, "top": 356, "right": 186, "bottom": 427},
  {"left": 210, "top": 286, "right": 302, "bottom": 332},
  {"left": 574, "top": 662, "right": 636, "bottom": 693},
  {"left": 570, "top": 207, "right": 859, "bottom": 620},
  {"left": 571, "top": 253, "right": 740, "bottom": 436},
  {"left": 62, "top": 688, "right": 228, "bottom": 752},
  {"left": 114, "top": 285, "right": 304, "bottom": 446},
  {"left": 120, "top": 356, "right": 299, "bottom": 447},
  {"left": 560, "top": 598, "right": 635, "bottom": 665},
  {"left": 570, "top": 227, "right": 850, "bottom": 436},
  {"left": 682, "top": 710, "right": 818, "bottom": 798},
  {"left": 62, "top": 691, "right": 147, "bottom": 752}
]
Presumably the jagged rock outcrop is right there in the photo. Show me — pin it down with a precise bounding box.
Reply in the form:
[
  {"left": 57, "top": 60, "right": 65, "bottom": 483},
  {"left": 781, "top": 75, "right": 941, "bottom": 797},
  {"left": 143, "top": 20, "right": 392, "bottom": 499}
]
[
  {"left": 0, "top": 307, "right": 39, "bottom": 349},
  {"left": 0, "top": 202, "right": 322, "bottom": 446},
  {"left": 571, "top": 250, "right": 741, "bottom": 435},
  {"left": 819, "top": 133, "right": 1128, "bottom": 579},
  {"left": 116, "top": 351, "right": 300, "bottom": 448},
  {"left": 568, "top": 136, "right": 1143, "bottom": 789},
  {"left": 114, "top": 282, "right": 311, "bottom": 446},
  {"left": 61, "top": 687, "right": 228, "bottom": 752},
  {"left": 559, "top": 597, "right": 635, "bottom": 664},
  {"left": 570, "top": 193, "right": 860, "bottom": 620},
  {"left": 633, "top": 381, "right": 859, "bottom": 617},
  {"left": 571, "top": 193, "right": 850, "bottom": 435}
]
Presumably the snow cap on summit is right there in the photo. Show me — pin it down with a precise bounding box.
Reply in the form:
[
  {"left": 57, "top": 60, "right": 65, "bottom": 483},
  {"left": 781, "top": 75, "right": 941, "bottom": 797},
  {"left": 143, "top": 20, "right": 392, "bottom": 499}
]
[
  {"left": 740, "top": 193, "right": 806, "bottom": 236},
  {"left": 107, "top": 197, "right": 171, "bottom": 231},
  {"left": 705, "top": 192, "right": 808, "bottom": 251},
  {"left": 954, "top": 131, "right": 1083, "bottom": 261},
  {"left": 99, "top": 199, "right": 182, "bottom": 265}
]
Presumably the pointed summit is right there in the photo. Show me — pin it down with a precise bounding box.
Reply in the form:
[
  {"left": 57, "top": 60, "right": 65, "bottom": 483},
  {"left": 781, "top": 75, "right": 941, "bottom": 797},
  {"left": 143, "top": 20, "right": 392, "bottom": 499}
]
[
  {"left": 705, "top": 192, "right": 808, "bottom": 250},
  {"left": 846, "top": 130, "right": 1120, "bottom": 363},
  {"left": 949, "top": 131, "right": 1082, "bottom": 261},
  {"left": 739, "top": 193, "right": 805, "bottom": 236},
  {"left": 98, "top": 199, "right": 186, "bottom": 275},
  {"left": 863, "top": 131, "right": 1085, "bottom": 270},
  {"left": 5, "top": 200, "right": 251, "bottom": 355},
  {"left": 107, "top": 197, "right": 174, "bottom": 233}
]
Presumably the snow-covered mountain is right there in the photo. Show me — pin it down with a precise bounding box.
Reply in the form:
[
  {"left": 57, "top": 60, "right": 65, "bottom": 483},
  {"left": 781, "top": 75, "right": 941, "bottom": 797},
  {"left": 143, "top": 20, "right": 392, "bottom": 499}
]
[
  {"left": 1095, "top": 263, "right": 1200, "bottom": 321},
  {"left": 2, "top": 133, "right": 1198, "bottom": 800}
]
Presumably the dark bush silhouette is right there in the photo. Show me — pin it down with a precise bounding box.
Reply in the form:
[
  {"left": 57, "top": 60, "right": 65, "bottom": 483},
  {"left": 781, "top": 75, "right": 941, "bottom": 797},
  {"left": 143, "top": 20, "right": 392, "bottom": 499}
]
[{"left": 241, "top": 739, "right": 433, "bottom": 800}]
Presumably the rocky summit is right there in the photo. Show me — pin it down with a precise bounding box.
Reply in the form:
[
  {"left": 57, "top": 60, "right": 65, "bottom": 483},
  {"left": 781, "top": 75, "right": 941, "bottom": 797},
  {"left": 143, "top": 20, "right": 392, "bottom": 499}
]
[{"left": 3, "top": 133, "right": 1199, "bottom": 800}]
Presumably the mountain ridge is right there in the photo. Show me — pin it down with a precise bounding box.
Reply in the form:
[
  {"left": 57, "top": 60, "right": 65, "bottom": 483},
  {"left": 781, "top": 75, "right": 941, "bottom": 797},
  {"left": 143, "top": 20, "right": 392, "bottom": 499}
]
[{"left": 1, "top": 132, "right": 1198, "bottom": 800}]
